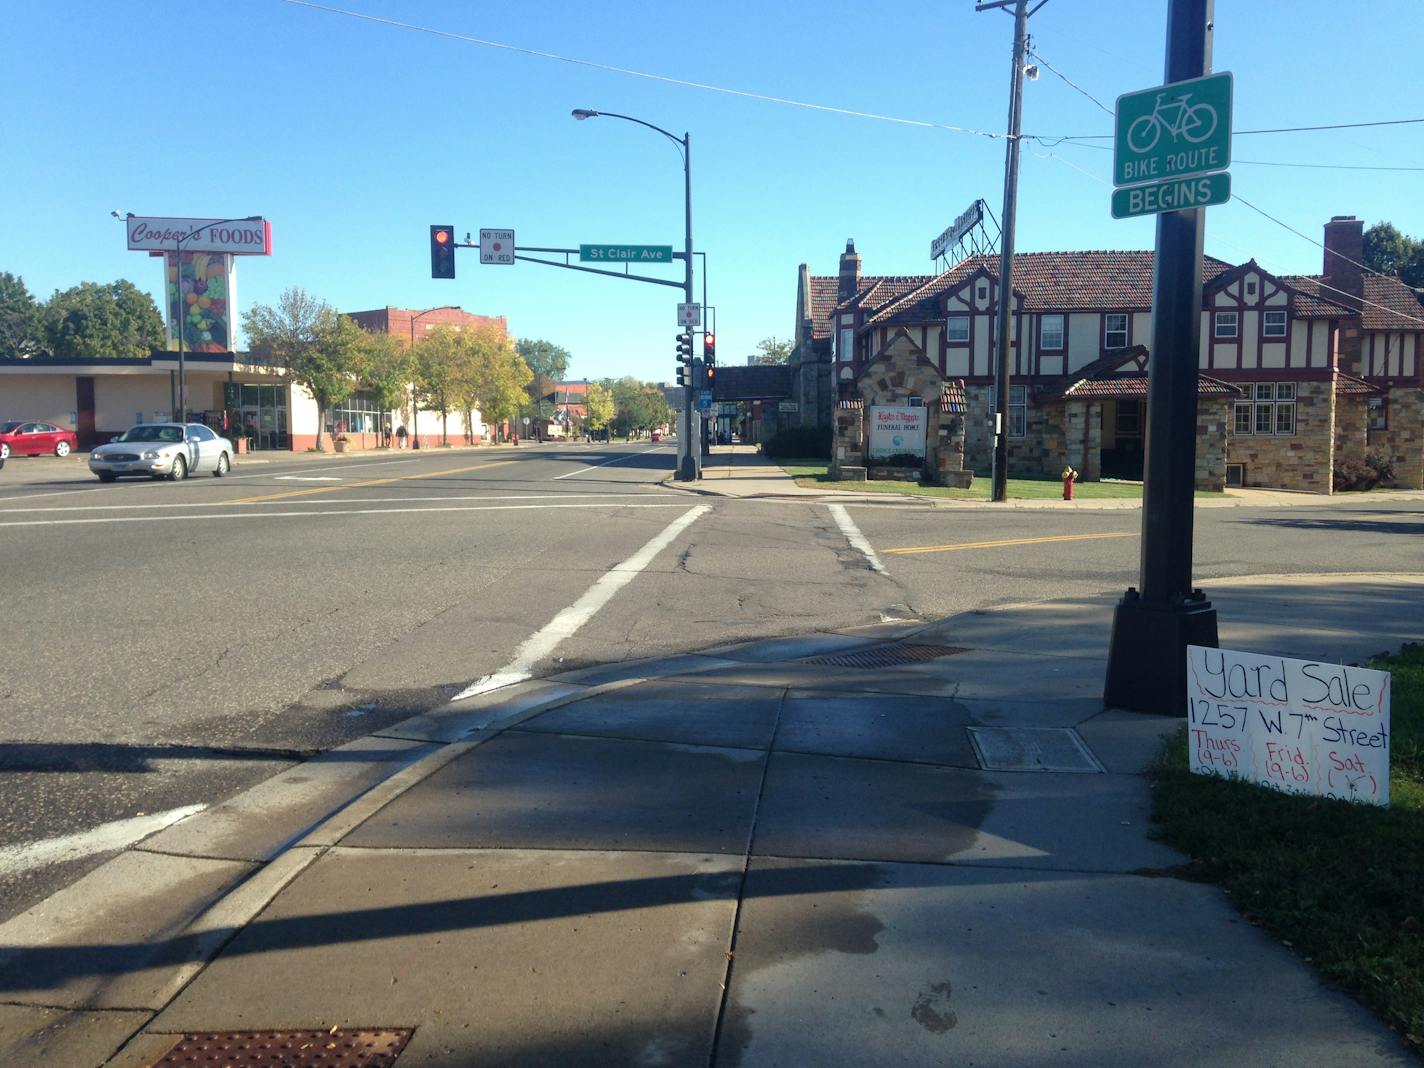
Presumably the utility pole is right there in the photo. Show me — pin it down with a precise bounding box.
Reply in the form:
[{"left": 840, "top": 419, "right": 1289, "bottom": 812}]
[
  {"left": 1103, "top": 0, "right": 1219, "bottom": 715},
  {"left": 977, "top": 0, "right": 1037, "bottom": 503}
]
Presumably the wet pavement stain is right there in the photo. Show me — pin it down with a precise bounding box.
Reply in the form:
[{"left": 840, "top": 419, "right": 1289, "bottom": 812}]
[{"left": 910, "top": 981, "right": 958, "bottom": 1033}]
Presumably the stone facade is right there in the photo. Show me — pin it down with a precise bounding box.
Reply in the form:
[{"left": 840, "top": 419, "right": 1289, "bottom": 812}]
[
  {"left": 832, "top": 330, "right": 966, "bottom": 484},
  {"left": 1043, "top": 401, "right": 1104, "bottom": 483},
  {"left": 1195, "top": 397, "right": 1231, "bottom": 492},
  {"left": 1333, "top": 394, "right": 1370, "bottom": 467},
  {"left": 1226, "top": 379, "right": 1335, "bottom": 492},
  {"left": 1368, "top": 387, "right": 1424, "bottom": 489}
]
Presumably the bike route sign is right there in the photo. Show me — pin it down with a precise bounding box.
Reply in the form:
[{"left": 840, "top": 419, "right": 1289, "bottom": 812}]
[{"left": 1113, "top": 72, "right": 1232, "bottom": 188}]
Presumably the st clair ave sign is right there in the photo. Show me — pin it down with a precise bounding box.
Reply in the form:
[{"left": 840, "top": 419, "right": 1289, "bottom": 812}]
[
  {"left": 126, "top": 216, "right": 273, "bottom": 255},
  {"left": 1111, "top": 72, "right": 1232, "bottom": 220}
]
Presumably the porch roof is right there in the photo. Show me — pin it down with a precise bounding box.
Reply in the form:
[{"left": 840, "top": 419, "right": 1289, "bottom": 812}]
[
  {"left": 1039, "top": 346, "right": 1240, "bottom": 400},
  {"left": 1335, "top": 371, "right": 1385, "bottom": 396}
]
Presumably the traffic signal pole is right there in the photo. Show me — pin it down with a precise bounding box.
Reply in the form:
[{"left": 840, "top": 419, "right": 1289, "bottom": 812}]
[
  {"left": 1103, "top": 0, "right": 1219, "bottom": 716},
  {"left": 680, "top": 130, "right": 698, "bottom": 480}
]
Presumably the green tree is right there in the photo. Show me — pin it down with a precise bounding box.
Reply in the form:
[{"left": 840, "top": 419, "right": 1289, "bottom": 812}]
[
  {"left": 516, "top": 338, "right": 571, "bottom": 382},
  {"left": 1363, "top": 222, "right": 1424, "bottom": 289},
  {"left": 608, "top": 376, "right": 670, "bottom": 438},
  {"left": 359, "top": 329, "right": 414, "bottom": 442},
  {"left": 0, "top": 273, "right": 42, "bottom": 356},
  {"left": 755, "top": 336, "right": 794, "bottom": 364},
  {"left": 413, "top": 324, "right": 464, "bottom": 446},
  {"left": 244, "top": 287, "right": 359, "bottom": 451},
  {"left": 583, "top": 381, "right": 616, "bottom": 437},
  {"left": 40, "top": 279, "right": 164, "bottom": 358}
]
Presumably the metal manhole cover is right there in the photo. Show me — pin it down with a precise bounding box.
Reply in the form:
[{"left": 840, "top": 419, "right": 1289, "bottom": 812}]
[
  {"left": 800, "top": 644, "right": 972, "bottom": 668},
  {"left": 968, "top": 727, "right": 1104, "bottom": 773},
  {"left": 151, "top": 1028, "right": 414, "bottom": 1067}
]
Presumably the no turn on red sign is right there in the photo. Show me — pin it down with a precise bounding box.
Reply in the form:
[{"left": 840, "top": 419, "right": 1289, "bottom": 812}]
[{"left": 479, "top": 229, "right": 514, "bottom": 265}]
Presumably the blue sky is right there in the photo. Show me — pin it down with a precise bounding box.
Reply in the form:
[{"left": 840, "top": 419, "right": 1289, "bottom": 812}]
[{"left": 4, "top": 1, "right": 1421, "bottom": 382}]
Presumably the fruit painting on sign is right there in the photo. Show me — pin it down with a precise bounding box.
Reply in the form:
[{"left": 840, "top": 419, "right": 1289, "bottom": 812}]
[{"left": 165, "top": 251, "right": 234, "bottom": 352}]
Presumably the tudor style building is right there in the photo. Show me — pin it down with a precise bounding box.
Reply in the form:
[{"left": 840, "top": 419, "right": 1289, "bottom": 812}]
[{"left": 790, "top": 217, "right": 1423, "bottom": 491}]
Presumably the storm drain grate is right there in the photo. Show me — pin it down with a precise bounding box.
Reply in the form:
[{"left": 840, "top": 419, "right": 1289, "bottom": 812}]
[
  {"left": 151, "top": 1028, "right": 414, "bottom": 1067},
  {"left": 968, "top": 727, "right": 1104, "bottom": 773},
  {"left": 799, "top": 644, "right": 972, "bottom": 669}
]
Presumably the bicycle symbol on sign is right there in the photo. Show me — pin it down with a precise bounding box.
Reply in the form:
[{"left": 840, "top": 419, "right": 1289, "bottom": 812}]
[{"left": 1126, "top": 91, "right": 1218, "bottom": 153}]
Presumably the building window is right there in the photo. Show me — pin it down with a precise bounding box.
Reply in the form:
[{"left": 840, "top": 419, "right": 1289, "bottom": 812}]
[
  {"left": 1367, "top": 396, "right": 1387, "bottom": 430},
  {"left": 977, "top": 283, "right": 988, "bottom": 300},
  {"left": 1008, "top": 384, "right": 1027, "bottom": 438},
  {"left": 327, "top": 390, "right": 383, "bottom": 435},
  {"left": 1039, "top": 314, "right": 1065, "bottom": 350},
  {"left": 1116, "top": 399, "right": 1142, "bottom": 435},
  {"left": 838, "top": 327, "right": 854, "bottom": 361},
  {"left": 1104, "top": 314, "right": 1128, "bottom": 349},
  {"left": 947, "top": 315, "right": 970, "bottom": 343},
  {"left": 1233, "top": 382, "right": 1296, "bottom": 436},
  {"left": 1263, "top": 310, "right": 1287, "bottom": 338},
  {"left": 1214, "top": 311, "right": 1239, "bottom": 338}
]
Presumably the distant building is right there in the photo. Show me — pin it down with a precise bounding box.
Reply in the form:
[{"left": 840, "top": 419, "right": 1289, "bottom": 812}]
[{"left": 344, "top": 306, "right": 508, "bottom": 347}]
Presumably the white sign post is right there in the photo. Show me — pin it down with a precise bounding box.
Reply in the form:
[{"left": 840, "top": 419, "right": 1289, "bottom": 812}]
[
  {"left": 867, "top": 405, "right": 927, "bottom": 460},
  {"left": 1186, "top": 646, "right": 1390, "bottom": 806},
  {"left": 677, "top": 303, "right": 702, "bottom": 328},
  {"left": 480, "top": 229, "right": 515, "bottom": 265}
]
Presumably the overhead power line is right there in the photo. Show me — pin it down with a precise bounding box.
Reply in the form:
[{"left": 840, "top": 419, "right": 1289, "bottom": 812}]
[
  {"left": 286, "top": 1, "right": 1424, "bottom": 174},
  {"left": 283, "top": 0, "right": 1010, "bottom": 138}
]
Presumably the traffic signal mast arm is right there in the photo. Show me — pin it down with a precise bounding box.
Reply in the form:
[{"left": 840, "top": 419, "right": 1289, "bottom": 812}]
[{"left": 458, "top": 237, "right": 690, "bottom": 290}]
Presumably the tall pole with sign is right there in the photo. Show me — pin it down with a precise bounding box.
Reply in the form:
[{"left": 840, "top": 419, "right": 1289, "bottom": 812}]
[{"left": 1104, "top": 0, "right": 1222, "bottom": 716}]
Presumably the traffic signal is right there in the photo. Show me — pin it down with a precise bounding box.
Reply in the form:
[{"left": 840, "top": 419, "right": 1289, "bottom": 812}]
[
  {"left": 430, "top": 225, "right": 455, "bottom": 279},
  {"left": 676, "top": 363, "right": 690, "bottom": 386},
  {"left": 703, "top": 332, "right": 716, "bottom": 367},
  {"left": 676, "top": 331, "right": 693, "bottom": 362}
]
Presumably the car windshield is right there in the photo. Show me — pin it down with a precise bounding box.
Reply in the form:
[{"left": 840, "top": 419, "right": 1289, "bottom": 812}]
[
  {"left": 0, "top": 422, "right": 20, "bottom": 433},
  {"left": 116, "top": 425, "right": 183, "bottom": 444}
]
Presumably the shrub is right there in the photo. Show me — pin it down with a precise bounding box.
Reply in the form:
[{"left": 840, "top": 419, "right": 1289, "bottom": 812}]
[
  {"left": 1364, "top": 451, "right": 1397, "bottom": 485},
  {"left": 870, "top": 452, "right": 924, "bottom": 468},
  {"left": 762, "top": 424, "right": 831, "bottom": 459}
]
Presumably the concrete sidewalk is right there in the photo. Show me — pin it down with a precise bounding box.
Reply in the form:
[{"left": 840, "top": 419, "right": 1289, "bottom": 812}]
[
  {"left": 2, "top": 575, "right": 1421, "bottom": 1066},
  {"left": 676, "top": 445, "right": 1424, "bottom": 509}
]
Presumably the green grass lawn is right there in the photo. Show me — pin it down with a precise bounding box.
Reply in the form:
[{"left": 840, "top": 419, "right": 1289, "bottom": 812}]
[
  {"left": 776, "top": 459, "right": 1219, "bottom": 500},
  {"left": 1148, "top": 644, "right": 1424, "bottom": 1052}
]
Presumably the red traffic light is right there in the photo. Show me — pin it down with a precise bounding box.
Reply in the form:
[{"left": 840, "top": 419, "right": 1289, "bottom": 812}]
[
  {"left": 430, "top": 224, "right": 455, "bottom": 279},
  {"left": 433, "top": 229, "right": 451, "bottom": 245}
]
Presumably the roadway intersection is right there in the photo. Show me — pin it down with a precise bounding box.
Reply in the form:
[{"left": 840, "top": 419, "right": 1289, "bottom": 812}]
[{"left": 1, "top": 442, "right": 1421, "bottom": 920}]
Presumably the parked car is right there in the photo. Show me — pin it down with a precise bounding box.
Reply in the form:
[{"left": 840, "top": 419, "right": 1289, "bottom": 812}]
[
  {"left": 88, "top": 423, "right": 234, "bottom": 482},
  {"left": 0, "top": 420, "right": 80, "bottom": 458}
]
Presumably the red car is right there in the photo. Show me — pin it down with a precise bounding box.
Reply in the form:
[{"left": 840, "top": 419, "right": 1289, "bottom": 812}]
[{"left": 0, "top": 420, "right": 80, "bottom": 458}]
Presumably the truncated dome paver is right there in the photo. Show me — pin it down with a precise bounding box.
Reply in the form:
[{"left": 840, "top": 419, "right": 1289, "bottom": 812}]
[{"left": 149, "top": 1028, "right": 412, "bottom": 1066}]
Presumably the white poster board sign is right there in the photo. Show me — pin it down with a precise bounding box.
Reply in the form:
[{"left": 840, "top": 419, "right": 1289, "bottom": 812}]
[
  {"left": 1186, "top": 645, "right": 1390, "bottom": 806},
  {"left": 867, "top": 405, "right": 927, "bottom": 460}
]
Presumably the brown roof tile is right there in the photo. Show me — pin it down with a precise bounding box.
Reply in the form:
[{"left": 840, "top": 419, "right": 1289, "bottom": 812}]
[
  {"left": 1362, "top": 275, "right": 1424, "bottom": 330},
  {"left": 1335, "top": 371, "right": 1384, "bottom": 395}
]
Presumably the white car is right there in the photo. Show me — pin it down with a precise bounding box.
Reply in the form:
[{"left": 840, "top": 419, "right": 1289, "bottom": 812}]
[{"left": 89, "top": 423, "right": 234, "bottom": 482}]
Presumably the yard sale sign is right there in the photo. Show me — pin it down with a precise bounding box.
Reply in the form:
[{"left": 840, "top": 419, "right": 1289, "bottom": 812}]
[{"left": 1186, "top": 646, "right": 1390, "bottom": 806}]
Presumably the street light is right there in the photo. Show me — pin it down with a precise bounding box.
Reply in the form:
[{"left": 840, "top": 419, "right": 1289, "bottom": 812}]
[
  {"left": 407, "top": 305, "right": 461, "bottom": 446},
  {"left": 572, "top": 108, "right": 697, "bottom": 481},
  {"left": 169, "top": 216, "right": 260, "bottom": 423}
]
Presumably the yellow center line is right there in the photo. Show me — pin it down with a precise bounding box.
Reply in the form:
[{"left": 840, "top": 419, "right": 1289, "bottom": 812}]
[
  {"left": 228, "top": 459, "right": 521, "bottom": 504},
  {"left": 882, "top": 531, "right": 1138, "bottom": 556}
]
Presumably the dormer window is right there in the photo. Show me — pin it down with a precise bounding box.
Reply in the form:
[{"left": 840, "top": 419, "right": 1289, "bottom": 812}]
[
  {"left": 947, "top": 315, "right": 970, "bottom": 343},
  {"left": 1214, "top": 311, "right": 1239, "bottom": 339}
]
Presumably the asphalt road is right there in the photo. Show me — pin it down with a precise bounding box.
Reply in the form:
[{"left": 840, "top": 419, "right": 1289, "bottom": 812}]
[{"left": 1, "top": 444, "right": 1421, "bottom": 920}]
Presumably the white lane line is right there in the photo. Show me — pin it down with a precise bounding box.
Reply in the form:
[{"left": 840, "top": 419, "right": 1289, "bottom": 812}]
[
  {"left": 0, "top": 502, "right": 687, "bottom": 528},
  {"left": 0, "top": 804, "right": 206, "bottom": 877},
  {"left": 274, "top": 475, "right": 343, "bottom": 482},
  {"left": 552, "top": 447, "right": 670, "bottom": 480},
  {"left": 0, "top": 492, "right": 671, "bottom": 515},
  {"left": 453, "top": 504, "right": 710, "bottom": 700},
  {"left": 827, "top": 503, "right": 886, "bottom": 574}
]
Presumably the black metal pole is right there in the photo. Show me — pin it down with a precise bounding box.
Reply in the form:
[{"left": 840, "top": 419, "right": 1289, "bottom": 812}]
[
  {"left": 680, "top": 131, "right": 699, "bottom": 481},
  {"left": 1103, "top": 0, "right": 1219, "bottom": 716},
  {"left": 990, "top": 0, "right": 1029, "bottom": 502}
]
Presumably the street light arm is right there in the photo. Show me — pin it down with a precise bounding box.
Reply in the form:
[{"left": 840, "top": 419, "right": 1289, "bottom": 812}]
[{"left": 572, "top": 109, "right": 687, "bottom": 158}]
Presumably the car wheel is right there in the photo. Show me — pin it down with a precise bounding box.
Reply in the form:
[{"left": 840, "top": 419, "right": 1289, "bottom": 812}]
[
  {"left": 214, "top": 452, "right": 230, "bottom": 477},
  {"left": 98, "top": 472, "right": 117, "bottom": 482},
  {"left": 169, "top": 455, "right": 188, "bottom": 482},
  {"left": 55, "top": 440, "right": 71, "bottom": 457}
]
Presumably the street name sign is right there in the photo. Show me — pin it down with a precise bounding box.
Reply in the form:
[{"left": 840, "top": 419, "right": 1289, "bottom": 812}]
[
  {"left": 678, "top": 303, "right": 702, "bottom": 328},
  {"left": 1112, "top": 172, "right": 1231, "bottom": 219},
  {"left": 580, "top": 244, "right": 672, "bottom": 263},
  {"left": 1114, "top": 72, "right": 1232, "bottom": 187},
  {"left": 479, "top": 229, "right": 515, "bottom": 265},
  {"left": 1186, "top": 645, "right": 1390, "bottom": 806}
]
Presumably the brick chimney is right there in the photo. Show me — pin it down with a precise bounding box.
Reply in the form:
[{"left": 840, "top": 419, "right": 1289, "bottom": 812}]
[
  {"left": 838, "top": 239, "right": 862, "bottom": 302},
  {"left": 1323, "top": 216, "right": 1365, "bottom": 375}
]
